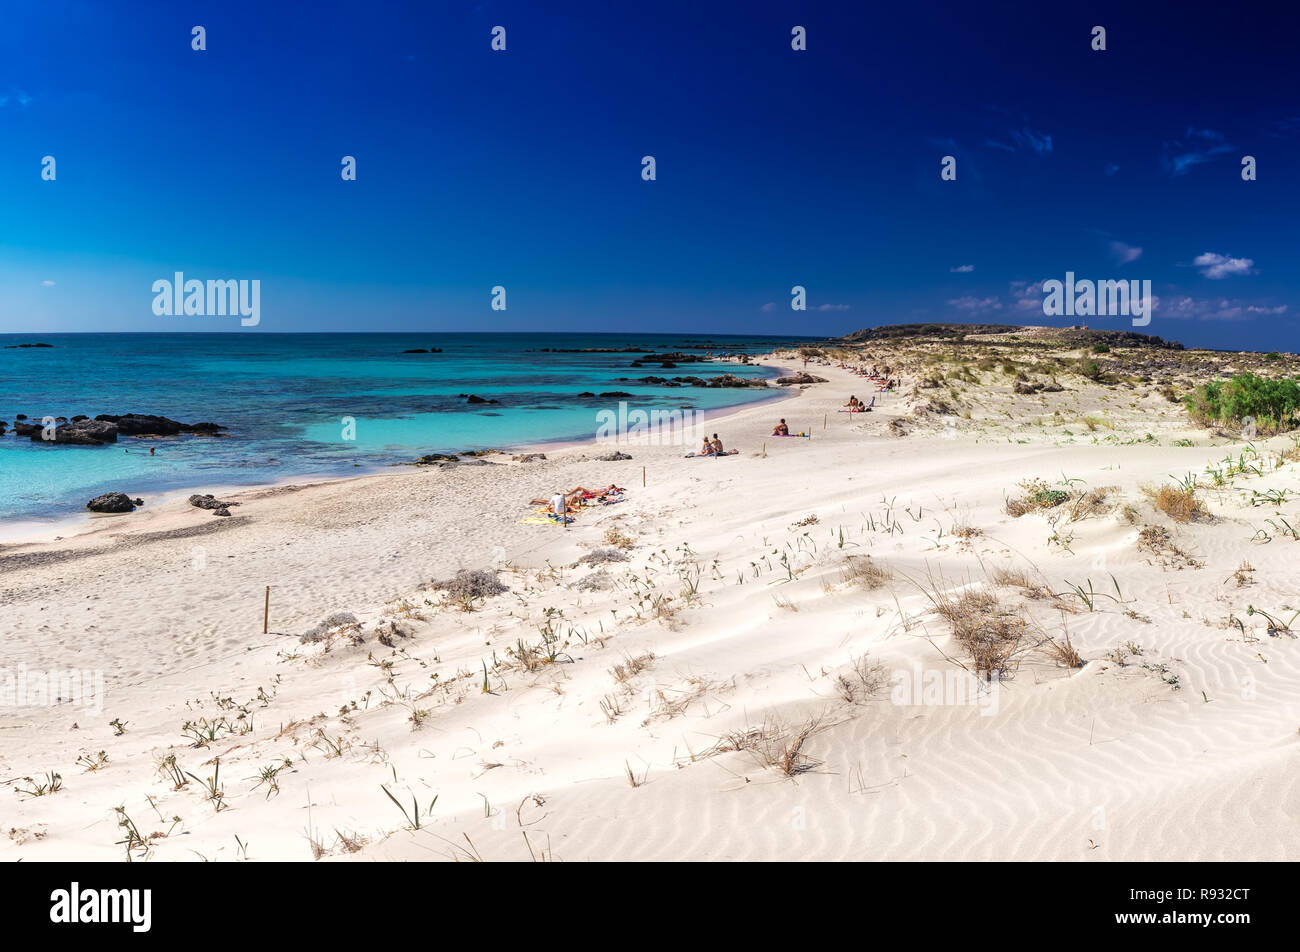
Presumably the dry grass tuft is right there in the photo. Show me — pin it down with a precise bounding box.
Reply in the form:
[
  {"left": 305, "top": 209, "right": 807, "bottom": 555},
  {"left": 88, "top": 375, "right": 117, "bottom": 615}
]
[
  {"left": 921, "top": 579, "right": 1032, "bottom": 680},
  {"left": 609, "top": 651, "right": 655, "bottom": 684},
  {"left": 603, "top": 526, "right": 636, "bottom": 549},
  {"left": 1141, "top": 484, "right": 1205, "bottom": 523},
  {"left": 835, "top": 653, "right": 890, "bottom": 703},
  {"left": 841, "top": 554, "right": 891, "bottom": 590}
]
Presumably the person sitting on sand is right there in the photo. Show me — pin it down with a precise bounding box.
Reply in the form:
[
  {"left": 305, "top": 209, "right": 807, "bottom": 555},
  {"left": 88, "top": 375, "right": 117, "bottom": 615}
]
[
  {"left": 845, "top": 395, "right": 862, "bottom": 410},
  {"left": 710, "top": 433, "right": 724, "bottom": 454},
  {"left": 700, "top": 435, "right": 716, "bottom": 457},
  {"left": 772, "top": 418, "right": 789, "bottom": 436}
]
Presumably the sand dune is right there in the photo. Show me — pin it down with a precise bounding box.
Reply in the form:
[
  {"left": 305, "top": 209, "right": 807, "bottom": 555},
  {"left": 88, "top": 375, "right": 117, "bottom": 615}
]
[{"left": 4, "top": 342, "right": 1299, "bottom": 861}]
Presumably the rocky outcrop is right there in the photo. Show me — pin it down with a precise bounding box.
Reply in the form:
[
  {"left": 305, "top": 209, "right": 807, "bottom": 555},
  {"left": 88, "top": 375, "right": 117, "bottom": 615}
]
[
  {"left": 461, "top": 394, "right": 500, "bottom": 405},
  {"left": 94, "top": 413, "right": 225, "bottom": 436},
  {"left": 188, "top": 494, "right": 239, "bottom": 514},
  {"left": 30, "top": 420, "right": 119, "bottom": 444},
  {"left": 775, "top": 372, "right": 827, "bottom": 386},
  {"left": 86, "top": 492, "right": 142, "bottom": 513}
]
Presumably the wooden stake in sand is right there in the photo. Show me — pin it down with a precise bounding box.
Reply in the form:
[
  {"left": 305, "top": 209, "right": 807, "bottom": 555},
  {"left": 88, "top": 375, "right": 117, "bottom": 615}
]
[
  {"left": 263, "top": 586, "right": 270, "bottom": 634},
  {"left": 824, "top": 413, "right": 827, "bottom": 430},
  {"left": 642, "top": 466, "right": 646, "bottom": 488}
]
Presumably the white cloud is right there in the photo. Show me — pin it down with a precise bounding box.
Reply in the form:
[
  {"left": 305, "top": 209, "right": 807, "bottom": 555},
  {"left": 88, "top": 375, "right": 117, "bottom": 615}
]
[
  {"left": 947, "top": 296, "right": 1002, "bottom": 312},
  {"left": 1109, "top": 241, "right": 1142, "bottom": 265},
  {"left": 1010, "top": 280, "right": 1049, "bottom": 310},
  {"left": 760, "top": 302, "right": 776, "bottom": 312},
  {"left": 815, "top": 303, "right": 851, "bottom": 311},
  {"left": 41, "top": 279, "right": 56, "bottom": 287},
  {"left": 1155, "top": 296, "right": 1282, "bottom": 321},
  {"left": 1193, "top": 252, "right": 1254, "bottom": 279},
  {"left": 950, "top": 264, "right": 975, "bottom": 273}
]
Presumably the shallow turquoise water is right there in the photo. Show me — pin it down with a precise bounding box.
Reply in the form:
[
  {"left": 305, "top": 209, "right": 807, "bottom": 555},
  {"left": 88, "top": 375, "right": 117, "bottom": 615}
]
[{"left": 0, "top": 332, "right": 808, "bottom": 523}]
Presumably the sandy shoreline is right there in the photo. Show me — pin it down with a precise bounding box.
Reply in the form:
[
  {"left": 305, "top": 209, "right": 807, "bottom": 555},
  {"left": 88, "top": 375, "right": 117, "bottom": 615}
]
[
  {"left": 0, "top": 361, "right": 798, "bottom": 549},
  {"left": 5, "top": 340, "right": 1299, "bottom": 862}
]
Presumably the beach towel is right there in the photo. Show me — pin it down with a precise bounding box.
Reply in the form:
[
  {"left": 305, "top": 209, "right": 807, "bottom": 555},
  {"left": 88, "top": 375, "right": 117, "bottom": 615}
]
[
  {"left": 774, "top": 433, "right": 811, "bottom": 438},
  {"left": 685, "top": 449, "right": 739, "bottom": 458}
]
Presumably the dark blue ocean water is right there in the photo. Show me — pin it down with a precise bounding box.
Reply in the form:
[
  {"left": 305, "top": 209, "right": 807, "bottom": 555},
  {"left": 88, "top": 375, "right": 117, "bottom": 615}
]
[{"left": 0, "top": 332, "right": 808, "bottom": 524}]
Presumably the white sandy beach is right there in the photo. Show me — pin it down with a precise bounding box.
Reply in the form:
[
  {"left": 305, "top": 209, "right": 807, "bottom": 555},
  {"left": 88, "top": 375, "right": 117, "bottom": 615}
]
[{"left": 3, "top": 341, "right": 1299, "bottom": 862}]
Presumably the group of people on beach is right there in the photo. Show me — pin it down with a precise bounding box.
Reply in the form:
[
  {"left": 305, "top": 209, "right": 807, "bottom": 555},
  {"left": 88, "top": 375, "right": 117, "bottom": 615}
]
[
  {"left": 698, "top": 432, "right": 726, "bottom": 456},
  {"left": 530, "top": 484, "right": 624, "bottom": 518}
]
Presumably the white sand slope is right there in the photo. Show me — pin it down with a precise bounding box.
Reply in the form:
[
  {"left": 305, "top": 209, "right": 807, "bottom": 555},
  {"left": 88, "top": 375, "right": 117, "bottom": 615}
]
[{"left": 3, "top": 357, "right": 1298, "bottom": 861}]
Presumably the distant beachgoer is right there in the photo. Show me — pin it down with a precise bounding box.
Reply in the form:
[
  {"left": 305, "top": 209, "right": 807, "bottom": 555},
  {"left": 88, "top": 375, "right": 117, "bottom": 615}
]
[
  {"left": 773, "top": 419, "right": 789, "bottom": 436},
  {"left": 700, "top": 435, "right": 715, "bottom": 456},
  {"left": 710, "top": 433, "right": 724, "bottom": 454},
  {"left": 845, "top": 395, "right": 861, "bottom": 410},
  {"left": 549, "top": 491, "right": 567, "bottom": 517},
  {"left": 149, "top": 446, "right": 155, "bottom": 456}
]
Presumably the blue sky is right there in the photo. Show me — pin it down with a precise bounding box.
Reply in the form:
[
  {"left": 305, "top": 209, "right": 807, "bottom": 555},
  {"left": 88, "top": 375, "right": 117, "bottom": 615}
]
[{"left": 1, "top": 0, "right": 1297, "bottom": 350}]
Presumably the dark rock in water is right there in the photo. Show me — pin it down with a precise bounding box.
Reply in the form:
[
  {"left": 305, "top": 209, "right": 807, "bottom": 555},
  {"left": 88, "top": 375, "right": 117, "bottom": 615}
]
[
  {"left": 12, "top": 421, "right": 40, "bottom": 436},
  {"left": 576, "top": 391, "right": 596, "bottom": 398},
  {"left": 402, "top": 348, "right": 429, "bottom": 353},
  {"left": 188, "top": 493, "right": 239, "bottom": 510},
  {"left": 87, "top": 492, "right": 140, "bottom": 513},
  {"left": 4, "top": 342, "right": 54, "bottom": 348},
  {"left": 31, "top": 420, "right": 119, "bottom": 444},
  {"left": 415, "top": 453, "right": 459, "bottom": 465},
  {"left": 597, "top": 451, "right": 633, "bottom": 461},
  {"left": 94, "top": 413, "right": 226, "bottom": 436},
  {"left": 429, "top": 347, "right": 443, "bottom": 353},
  {"left": 708, "top": 373, "right": 769, "bottom": 389},
  {"left": 460, "top": 449, "right": 499, "bottom": 457},
  {"left": 16, "top": 414, "right": 27, "bottom": 420},
  {"left": 463, "top": 394, "right": 500, "bottom": 405},
  {"left": 71, "top": 414, "right": 89, "bottom": 422},
  {"left": 775, "top": 372, "right": 827, "bottom": 386},
  {"left": 599, "top": 391, "right": 633, "bottom": 398}
]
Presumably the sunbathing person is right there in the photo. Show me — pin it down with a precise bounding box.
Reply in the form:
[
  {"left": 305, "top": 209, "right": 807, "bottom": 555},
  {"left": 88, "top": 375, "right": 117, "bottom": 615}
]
[
  {"left": 700, "top": 435, "right": 716, "bottom": 456},
  {"left": 772, "top": 418, "right": 790, "bottom": 436},
  {"left": 845, "top": 395, "right": 862, "bottom": 410},
  {"left": 710, "top": 433, "right": 724, "bottom": 454}
]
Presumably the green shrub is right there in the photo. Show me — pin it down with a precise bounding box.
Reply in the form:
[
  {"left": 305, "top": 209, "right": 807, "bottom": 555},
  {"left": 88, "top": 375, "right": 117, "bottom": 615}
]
[
  {"left": 1092, "top": 343, "right": 1110, "bottom": 354},
  {"left": 1078, "top": 358, "right": 1103, "bottom": 380},
  {"left": 1184, "top": 372, "right": 1300, "bottom": 434}
]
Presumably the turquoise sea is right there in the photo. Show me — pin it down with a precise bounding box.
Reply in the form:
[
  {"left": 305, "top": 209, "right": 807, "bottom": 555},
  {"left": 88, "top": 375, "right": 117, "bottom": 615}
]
[{"left": 0, "top": 332, "right": 810, "bottom": 525}]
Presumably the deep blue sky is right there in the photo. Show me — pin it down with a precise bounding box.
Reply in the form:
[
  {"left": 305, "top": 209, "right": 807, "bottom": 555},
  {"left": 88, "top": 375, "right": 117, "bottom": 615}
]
[{"left": 1, "top": 1, "right": 1297, "bottom": 350}]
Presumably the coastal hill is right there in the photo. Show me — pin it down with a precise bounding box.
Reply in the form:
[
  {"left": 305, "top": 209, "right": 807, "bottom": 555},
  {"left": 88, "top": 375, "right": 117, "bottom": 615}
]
[{"left": 840, "top": 322, "right": 1186, "bottom": 351}]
